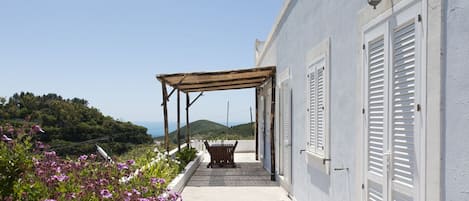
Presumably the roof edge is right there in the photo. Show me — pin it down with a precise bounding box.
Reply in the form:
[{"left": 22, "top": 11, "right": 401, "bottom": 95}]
[{"left": 256, "top": 0, "right": 295, "bottom": 66}]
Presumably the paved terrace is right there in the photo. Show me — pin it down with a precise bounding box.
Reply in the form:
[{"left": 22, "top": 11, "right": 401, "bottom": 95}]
[{"left": 181, "top": 153, "right": 291, "bottom": 201}]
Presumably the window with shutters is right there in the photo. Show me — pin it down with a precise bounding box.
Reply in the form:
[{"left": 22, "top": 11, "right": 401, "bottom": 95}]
[
  {"left": 362, "top": 1, "right": 424, "bottom": 200},
  {"left": 306, "top": 56, "right": 329, "bottom": 160}
]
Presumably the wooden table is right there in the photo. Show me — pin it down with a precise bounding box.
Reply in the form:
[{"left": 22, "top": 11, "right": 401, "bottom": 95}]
[{"left": 205, "top": 143, "right": 236, "bottom": 168}]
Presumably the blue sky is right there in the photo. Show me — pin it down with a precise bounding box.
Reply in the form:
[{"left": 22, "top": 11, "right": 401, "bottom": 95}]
[{"left": 0, "top": 1, "right": 283, "bottom": 123}]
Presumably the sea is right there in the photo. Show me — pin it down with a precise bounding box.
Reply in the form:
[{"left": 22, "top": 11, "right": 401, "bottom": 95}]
[
  {"left": 133, "top": 121, "right": 246, "bottom": 137},
  {"left": 133, "top": 122, "right": 178, "bottom": 137}
]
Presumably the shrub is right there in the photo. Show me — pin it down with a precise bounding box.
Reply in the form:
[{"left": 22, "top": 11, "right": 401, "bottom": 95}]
[
  {"left": 0, "top": 124, "right": 181, "bottom": 201},
  {"left": 175, "top": 147, "right": 197, "bottom": 170}
]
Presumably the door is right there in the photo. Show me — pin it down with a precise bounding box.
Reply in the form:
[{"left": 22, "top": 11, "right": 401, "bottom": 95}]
[
  {"left": 259, "top": 95, "right": 265, "bottom": 161},
  {"left": 363, "top": 1, "right": 423, "bottom": 200},
  {"left": 264, "top": 88, "right": 271, "bottom": 168}
]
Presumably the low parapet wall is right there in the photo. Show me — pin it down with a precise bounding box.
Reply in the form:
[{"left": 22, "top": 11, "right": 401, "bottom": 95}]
[{"left": 191, "top": 140, "right": 255, "bottom": 153}]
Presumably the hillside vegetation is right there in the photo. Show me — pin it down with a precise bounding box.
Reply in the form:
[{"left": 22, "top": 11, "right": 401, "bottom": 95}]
[
  {"left": 0, "top": 92, "right": 153, "bottom": 156},
  {"left": 155, "top": 119, "right": 255, "bottom": 145}
]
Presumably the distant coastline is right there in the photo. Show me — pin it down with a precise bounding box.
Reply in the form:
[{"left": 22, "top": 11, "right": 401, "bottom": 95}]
[{"left": 133, "top": 121, "right": 248, "bottom": 137}]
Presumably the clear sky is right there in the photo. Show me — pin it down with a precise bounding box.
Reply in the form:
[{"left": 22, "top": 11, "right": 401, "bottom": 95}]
[{"left": 0, "top": 1, "right": 283, "bottom": 123}]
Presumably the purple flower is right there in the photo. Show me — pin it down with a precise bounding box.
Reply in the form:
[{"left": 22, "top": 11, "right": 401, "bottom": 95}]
[
  {"left": 32, "top": 125, "right": 45, "bottom": 133},
  {"left": 1, "top": 135, "right": 12, "bottom": 142},
  {"left": 132, "top": 189, "right": 141, "bottom": 196},
  {"left": 51, "top": 174, "right": 69, "bottom": 182},
  {"left": 150, "top": 178, "right": 158, "bottom": 184},
  {"left": 157, "top": 178, "right": 166, "bottom": 184},
  {"left": 44, "top": 199, "right": 56, "bottom": 201},
  {"left": 117, "top": 162, "right": 129, "bottom": 170},
  {"left": 44, "top": 151, "right": 56, "bottom": 158},
  {"left": 36, "top": 141, "right": 45, "bottom": 149},
  {"left": 66, "top": 193, "right": 76, "bottom": 199},
  {"left": 90, "top": 154, "right": 97, "bottom": 159},
  {"left": 138, "top": 198, "right": 150, "bottom": 201},
  {"left": 99, "top": 178, "right": 108, "bottom": 185},
  {"left": 100, "top": 189, "right": 113, "bottom": 199},
  {"left": 78, "top": 155, "right": 88, "bottom": 161},
  {"left": 126, "top": 159, "right": 135, "bottom": 165}
]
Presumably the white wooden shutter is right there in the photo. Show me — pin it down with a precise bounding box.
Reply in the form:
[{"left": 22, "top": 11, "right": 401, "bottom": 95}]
[
  {"left": 308, "top": 70, "right": 316, "bottom": 152},
  {"left": 316, "top": 66, "right": 325, "bottom": 156},
  {"left": 282, "top": 82, "right": 291, "bottom": 146},
  {"left": 366, "top": 36, "right": 386, "bottom": 201},
  {"left": 390, "top": 21, "right": 417, "bottom": 201}
]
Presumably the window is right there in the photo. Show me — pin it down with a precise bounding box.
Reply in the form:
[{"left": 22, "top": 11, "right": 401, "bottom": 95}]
[
  {"left": 306, "top": 58, "right": 327, "bottom": 158},
  {"left": 362, "top": 1, "right": 424, "bottom": 200},
  {"left": 304, "top": 38, "right": 330, "bottom": 174}
]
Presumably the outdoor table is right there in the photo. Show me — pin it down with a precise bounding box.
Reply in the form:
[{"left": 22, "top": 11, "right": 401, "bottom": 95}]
[{"left": 204, "top": 142, "right": 237, "bottom": 168}]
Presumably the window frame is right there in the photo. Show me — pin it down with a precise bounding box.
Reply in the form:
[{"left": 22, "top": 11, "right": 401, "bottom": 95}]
[{"left": 304, "top": 38, "right": 331, "bottom": 174}]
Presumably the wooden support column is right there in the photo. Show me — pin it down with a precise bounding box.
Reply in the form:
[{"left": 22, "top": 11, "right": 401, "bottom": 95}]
[
  {"left": 270, "top": 77, "right": 276, "bottom": 181},
  {"left": 177, "top": 89, "right": 181, "bottom": 152},
  {"left": 255, "top": 88, "right": 259, "bottom": 160},
  {"left": 161, "top": 81, "right": 170, "bottom": 154},
  {"left": 185, "top": 93, "right": 190, "bottom": 147}
]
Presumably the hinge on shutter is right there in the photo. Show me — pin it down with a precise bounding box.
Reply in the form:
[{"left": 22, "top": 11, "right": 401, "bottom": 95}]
[
  {"left": 361, "top": 184, "right": 365, "bottom": 189},
  {"left": 362, "top": 44, "right": 365, "bottom": 50},
  {"left": 362, "top": 108, "right": 365, "bottom": 114},
  {"left": 418, "top": 14, "right": 422, "bottom": 22},
  {"left": 417, "top": 104, "right": 421, "bottom": 112},
  {"left": 322, "top": 66, "right": 325, "bottom": 70}
]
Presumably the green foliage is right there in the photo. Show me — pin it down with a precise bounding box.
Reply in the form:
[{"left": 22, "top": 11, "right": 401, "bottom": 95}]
[
  {"left": 175, "top": 147, "right": 197, "bottom": 169},
  {"left": 156, "top": 120, "right": 255, "bottom": 146},
  {"left": 0, "top": 92, "right": 153, "bottom": 156},
  {"left": 1, "top": 125, "right": 180, "bottom": 200},
  {"left": 0, "top": 132, "right": 34, "bottom": 198}
]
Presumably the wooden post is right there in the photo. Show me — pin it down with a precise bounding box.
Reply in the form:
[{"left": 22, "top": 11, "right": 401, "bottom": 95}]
[
  {"left": 270, "top": 76, "right": 276, "bottom": 181},
  {"left": 161, "top": 81, "right": 170, "bottom": 154},
  {"left": 177, "top": 89, "right": 181, "bottom": 152},
  {"left": 255, "top": 88, "right": 259, "bottom": 161},
  {"left": 186, "top": 93, "right": 190, "bottom": 147}
]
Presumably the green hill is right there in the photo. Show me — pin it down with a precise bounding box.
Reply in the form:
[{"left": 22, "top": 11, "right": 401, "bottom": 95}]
[
  {"left": 0, "top": 92, "right": 153, "bottom": 156},
  {"left": 155, "top": 120, "right": 255, "bottom": 144}
]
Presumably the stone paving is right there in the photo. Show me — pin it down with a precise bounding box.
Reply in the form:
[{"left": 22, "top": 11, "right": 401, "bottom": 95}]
[{"left": 181, "top": 153, "right": 291, "bottom": 201}]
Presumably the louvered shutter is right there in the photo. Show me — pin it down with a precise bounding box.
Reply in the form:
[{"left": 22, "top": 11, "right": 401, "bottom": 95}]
[
  {"left": 316, "top": 66, "right": 325, "bottom": 156},
  {"left": 391, "top": 21, "right": 417, "bottom": 201},
  {"left": 282, "top": 82, "right": 291, "bottom": 146},
  {"left": 308, "top": 71, "right": 316, "bottom": 152},
  {"left": 366, "top": 36, "right": 386, "bottom": 201}
]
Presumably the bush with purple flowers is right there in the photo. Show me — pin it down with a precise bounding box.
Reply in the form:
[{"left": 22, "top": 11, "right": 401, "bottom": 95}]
[{"left": 0, "top": 124, "right": 181, "bottom": 201}]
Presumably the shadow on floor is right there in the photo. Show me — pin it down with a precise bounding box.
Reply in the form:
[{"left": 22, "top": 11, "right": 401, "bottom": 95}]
[{"left": 187, "top": 162, "right": 279, "bottom": 187}]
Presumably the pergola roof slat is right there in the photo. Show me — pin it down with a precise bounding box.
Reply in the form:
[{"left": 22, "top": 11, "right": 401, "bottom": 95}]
[{"left": 156, "top": 66, "right": 275, "bottom": 93}]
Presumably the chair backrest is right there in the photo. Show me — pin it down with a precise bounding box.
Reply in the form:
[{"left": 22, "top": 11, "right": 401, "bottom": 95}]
[
  {"left": 204, "top": 141, "right": 210, "bottom": 151},
  {"left": 232, "top": 140, "right": 238, "bottom": 152}
]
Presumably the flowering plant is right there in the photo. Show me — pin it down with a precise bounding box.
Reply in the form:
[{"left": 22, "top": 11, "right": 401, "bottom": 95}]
[{"left": 0, "top": 124, "right": 181, "bottom": 201}]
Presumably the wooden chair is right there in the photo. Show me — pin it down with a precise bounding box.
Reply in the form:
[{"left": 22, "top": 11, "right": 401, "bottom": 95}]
[{"left": 204, "top": 141, "right": 212, "bottom": 168}]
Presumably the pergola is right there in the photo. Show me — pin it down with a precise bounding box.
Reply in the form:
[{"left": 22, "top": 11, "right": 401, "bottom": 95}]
[{"left": 156, "top": 66, "right": 277, "bottom": 180}]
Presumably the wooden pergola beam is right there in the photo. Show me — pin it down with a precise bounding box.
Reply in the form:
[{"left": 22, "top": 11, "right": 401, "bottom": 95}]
[
  {"left": 270, "top": 77, "right": 276, "bottom": 181},
  {"left": 177, "top": 77, "right": 268, "bottom": 90},
  {"left": 255, "top": 88, "right": 259, "bottom": 161},
  {"left": 184, "top": 83, "right": 260, "bottom": 93},
  {"left": 161, "top": 81, "right": 170, "bottom": 153},
  {"left": 158, "top": 66, "right": 275, "bottom": 79},
  {"left": 188, "top": 92, "right": 203, "bottom": 107},
  {"left": 185, "top": 93, "right": 190, "bottom": 147},
  {"left": 177, "top": 89, "right": 181, "bottom": 151}
]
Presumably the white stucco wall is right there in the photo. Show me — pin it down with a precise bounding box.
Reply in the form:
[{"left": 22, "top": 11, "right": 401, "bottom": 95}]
[
  {"left": 257, "top": 1, "right": 366, "bottom": 200},
  {"left": 444, "top": 0, "right": 469, "bottom": 200},
  {"left": 255, "top": 0, "right": 469, "bottom": 200}
]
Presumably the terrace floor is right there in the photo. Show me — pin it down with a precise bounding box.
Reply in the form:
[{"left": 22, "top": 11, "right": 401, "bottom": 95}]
[{"left": 181, "top": 153, "right": 291, "bottom": 201}]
